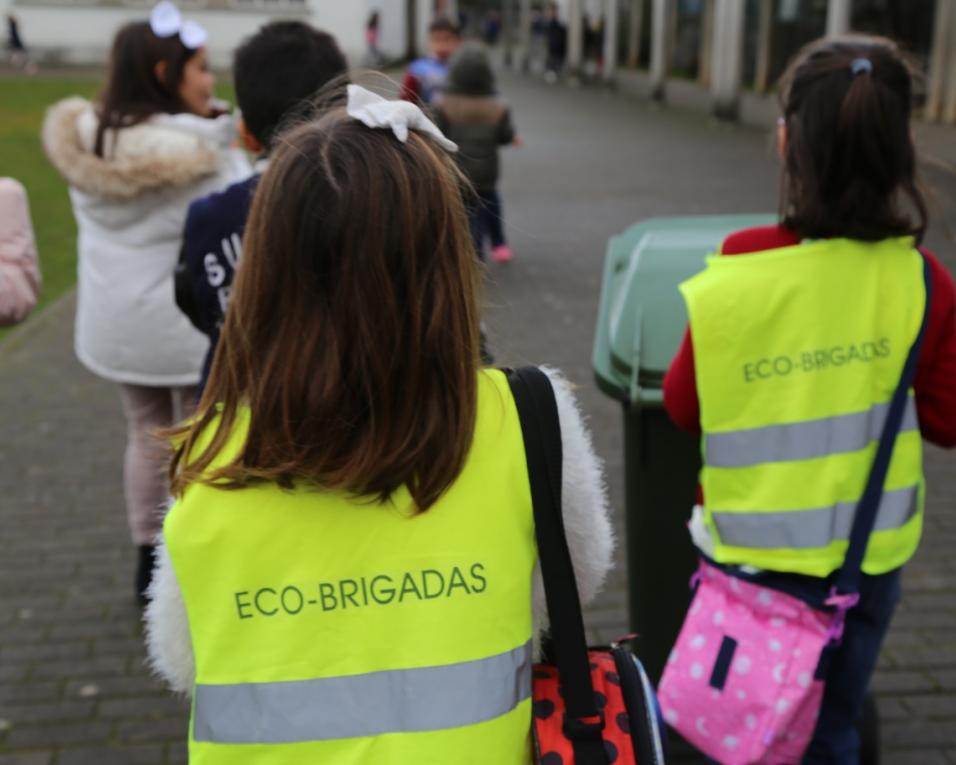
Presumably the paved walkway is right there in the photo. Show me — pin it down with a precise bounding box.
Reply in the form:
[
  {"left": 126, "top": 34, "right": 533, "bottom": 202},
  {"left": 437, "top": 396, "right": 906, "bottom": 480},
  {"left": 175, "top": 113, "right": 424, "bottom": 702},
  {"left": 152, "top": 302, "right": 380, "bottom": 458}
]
[{"left": 1, "top": 71, "right": 955, "bottom": 764}]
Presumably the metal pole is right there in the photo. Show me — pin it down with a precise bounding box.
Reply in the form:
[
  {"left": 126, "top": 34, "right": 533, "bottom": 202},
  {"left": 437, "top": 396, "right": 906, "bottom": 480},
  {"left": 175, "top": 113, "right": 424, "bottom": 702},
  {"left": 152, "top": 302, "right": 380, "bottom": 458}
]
[
  {"left": 649, "top": 0, "right": 668, "bottom": 100},
  {"left": 826, "top": 0, "right": 852, "bottom": 37},
  {"left": 710, "top": 0, "right": 746, "bottom": 121},
  {"left": 603, "top": 0, "right": 620, "bottom": 83},
  {"left": 503, "top": 0, "right": 514, "bottom": 68},
  {"left": 626, "top": 0, "right": 644, "bottom": 68},
  {"left": 944, "top": 5, "right": 956, "bottom": 125},
  {"left": 926, "top": 0, "right": 953, "bottom": 121},
  {"left": 406, "top": 0, "right": 418, "bottom": 60},
  {"left": 698, "top": 0, "right": 715, "bottom": 86},
  {"left": 567, "top": 0, "right": 583, "bottom": 76},
  {"left": 754, "top": 0, "right": 773, "bottom": 93},
  {"left": 519, "top": 0, "right": 533, "bottom": 70}
]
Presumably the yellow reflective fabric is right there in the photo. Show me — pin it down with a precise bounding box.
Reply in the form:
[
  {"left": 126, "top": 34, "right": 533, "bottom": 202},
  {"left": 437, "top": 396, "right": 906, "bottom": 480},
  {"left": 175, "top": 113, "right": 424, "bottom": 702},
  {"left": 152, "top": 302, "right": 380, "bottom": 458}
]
[
  {"left": 681, "top": 237, "right": 926, "bottom": 577},
  {"left": 164, "top": 369, "right": 536, "bottom": 765}
]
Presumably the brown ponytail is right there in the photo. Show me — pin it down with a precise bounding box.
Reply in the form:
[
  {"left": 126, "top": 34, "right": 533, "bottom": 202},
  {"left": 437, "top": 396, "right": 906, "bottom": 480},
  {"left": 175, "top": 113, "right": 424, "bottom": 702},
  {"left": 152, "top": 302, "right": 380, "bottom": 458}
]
[{"left": 778, "top": 35, "right": 927, "bottom": 244}]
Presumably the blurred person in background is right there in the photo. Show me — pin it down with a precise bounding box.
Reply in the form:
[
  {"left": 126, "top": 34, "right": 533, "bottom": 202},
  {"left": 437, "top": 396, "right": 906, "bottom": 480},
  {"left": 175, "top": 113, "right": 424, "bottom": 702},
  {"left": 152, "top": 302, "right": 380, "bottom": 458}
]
[
  {"left": 400, "top": 15, "right": 461, "bottom": 105},
  {"left": 433, "top": 42, "right": 520, "bottom": 265},
  {"left": 5, "top": 14, "right": 36, "bottom": 74},
  {"left": 43, "top": 1, "right": 250, "bottom": 606},
  {"left": 365, "top": 10, "right": 382, "bottom": 66},
  {"left": 175, "top": 20, "right": 348, "bottom": 396},
  {"left": 544, "top": 3, "right": 567, "bottom": 83},
  {"left": 0, "top": 178, "right": 41, "bottom": 326}
]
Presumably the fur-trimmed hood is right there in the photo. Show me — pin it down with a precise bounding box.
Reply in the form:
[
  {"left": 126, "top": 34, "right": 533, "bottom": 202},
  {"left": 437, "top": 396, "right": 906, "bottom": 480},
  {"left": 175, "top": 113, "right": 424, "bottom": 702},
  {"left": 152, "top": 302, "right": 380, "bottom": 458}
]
[{"left": 42, "top": 97, "right": 238, "bottom": 200}]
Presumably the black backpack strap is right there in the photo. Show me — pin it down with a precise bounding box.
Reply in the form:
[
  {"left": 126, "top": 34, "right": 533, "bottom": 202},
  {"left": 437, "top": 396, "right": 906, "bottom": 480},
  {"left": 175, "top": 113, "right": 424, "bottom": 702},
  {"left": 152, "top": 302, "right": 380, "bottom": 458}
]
[
  {"left": 506, "top": 367, "right": 608, "bottom": 765},
  {"left": 833, "top": 252, "right": 933, "bottom": 598}
]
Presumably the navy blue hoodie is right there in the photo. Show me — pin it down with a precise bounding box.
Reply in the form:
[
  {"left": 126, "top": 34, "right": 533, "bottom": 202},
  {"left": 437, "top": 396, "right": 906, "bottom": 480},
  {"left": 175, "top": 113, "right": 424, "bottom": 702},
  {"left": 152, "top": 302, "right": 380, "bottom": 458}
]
[{"left": 175, "top": 174, "right": 259, "bottom": 393}]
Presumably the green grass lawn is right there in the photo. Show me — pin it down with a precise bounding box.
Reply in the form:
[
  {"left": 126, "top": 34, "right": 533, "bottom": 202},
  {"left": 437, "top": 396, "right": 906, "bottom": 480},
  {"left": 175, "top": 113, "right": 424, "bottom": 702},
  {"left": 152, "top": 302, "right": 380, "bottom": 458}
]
[{"left": 0, "top": 76, "right": 237, "bottom": 331}]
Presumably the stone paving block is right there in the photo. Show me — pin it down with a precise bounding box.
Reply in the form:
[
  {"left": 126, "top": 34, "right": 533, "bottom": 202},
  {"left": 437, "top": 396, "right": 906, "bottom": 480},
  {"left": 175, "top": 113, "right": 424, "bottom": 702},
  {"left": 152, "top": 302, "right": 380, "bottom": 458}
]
[
  {"left": 96, "top": 697, "right": 188, "bottom": 720},
  {"left": 114, "top": 717, "right": 188, "bottom": 745},
  {"left": 0, "top": 702, "right": 94, "bottom": 725},
  {"left": 0, "top": 643, "right": 90, "bottom": 663},
  {"left": 0, "top": 753, "right": 53, "bottom": 765},
  {"left": 0, "top": 685, "right": 62, "bottom": 706},
  {"left": 880, "top": 719, "right": 956, "bottom": 749},
  {"left": 903, "top": 694, "right": 956, "bottom": 719},
  {"left": 30, "top": 657, "right": 128, "bottom": 681},
  {"left": 871, "top": 670, "right": 937, "bottom": 695},
  {"left": 54, "top": 744, "right": 165, "bottom": 765},
  {"left": 62, "top": 676, "right": 166, "bottom": 700},
  {"left": 3, "top": 720, "right": 113, "bottom": 749},
  {"left": 883, "top": 751, "right": 951, "bottom": 765}
]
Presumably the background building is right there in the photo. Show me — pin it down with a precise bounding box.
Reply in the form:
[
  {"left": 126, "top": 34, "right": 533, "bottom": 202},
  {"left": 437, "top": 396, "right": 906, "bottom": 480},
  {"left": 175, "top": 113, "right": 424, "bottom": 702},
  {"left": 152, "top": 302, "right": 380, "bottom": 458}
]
[
  {"left": 3, "top": 0, "right": 459, "bottom": 67},
  {"left": 490, "top": 0, "right": 956, "bottom": 124}
]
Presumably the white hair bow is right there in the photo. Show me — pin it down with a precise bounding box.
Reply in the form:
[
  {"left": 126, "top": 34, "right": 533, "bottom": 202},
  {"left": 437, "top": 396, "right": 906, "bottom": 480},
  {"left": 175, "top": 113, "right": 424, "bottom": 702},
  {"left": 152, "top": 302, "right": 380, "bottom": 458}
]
[
  {"left": 346, "top": 85, "right": 457, "bottom": 152},
  {"left": 150, "top": 1, "right": 208, "bottom": 50}
]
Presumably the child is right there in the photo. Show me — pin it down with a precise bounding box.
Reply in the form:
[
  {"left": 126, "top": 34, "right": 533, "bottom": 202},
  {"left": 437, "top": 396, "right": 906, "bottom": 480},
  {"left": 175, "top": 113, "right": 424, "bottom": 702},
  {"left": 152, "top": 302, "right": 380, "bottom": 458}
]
[
  {"left": 0, "top": 178, "right": 40, "bottom": 326},
  {"left": 43, "top": 1, "right": 250, "bottom": 605},
  {"left": 433, "top": 43, "right": 519, "bottom": 263},
  {"left": 175, "top": 21, "right": 347, "bottom": 393},
  {"left": 663, "top": 36, "right": 956, "bottom": 763},
  {"left": 400, "top": 15, "right": 461, "bottom": 105},
  {"left": 145, "top": 87, "right": 613, "bottom": 764}
]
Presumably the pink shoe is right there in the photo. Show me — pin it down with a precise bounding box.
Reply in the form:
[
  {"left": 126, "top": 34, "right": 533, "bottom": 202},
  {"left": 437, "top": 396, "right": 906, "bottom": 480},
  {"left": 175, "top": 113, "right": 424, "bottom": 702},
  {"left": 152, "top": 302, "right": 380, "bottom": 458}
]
[{"left": 491, "top": 245, "right": 513, "bottom": 263}]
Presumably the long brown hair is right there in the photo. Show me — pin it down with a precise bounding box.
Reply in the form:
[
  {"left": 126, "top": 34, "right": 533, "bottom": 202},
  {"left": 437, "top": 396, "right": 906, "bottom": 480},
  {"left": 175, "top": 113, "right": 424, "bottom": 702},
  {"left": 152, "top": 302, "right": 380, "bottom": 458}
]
[
  {"left": 169, "top": 108, "right": 482, "bottom": 512},
  {"left": 95, "top": 22, "right": 198, "bottom": 157},
  {"left": 778, "top": 35, "right": 927, "bottom": 244}
]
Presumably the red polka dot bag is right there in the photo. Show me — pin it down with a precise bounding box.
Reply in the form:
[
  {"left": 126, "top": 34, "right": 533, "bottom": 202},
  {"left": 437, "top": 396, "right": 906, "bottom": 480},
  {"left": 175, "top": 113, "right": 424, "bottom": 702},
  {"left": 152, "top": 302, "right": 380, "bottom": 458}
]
[
  {"left": 508, "top": 368, "right": 666, "bottom": 765},
  {"left": 657, "top": 256, "right": 930, "bottom": 764}
]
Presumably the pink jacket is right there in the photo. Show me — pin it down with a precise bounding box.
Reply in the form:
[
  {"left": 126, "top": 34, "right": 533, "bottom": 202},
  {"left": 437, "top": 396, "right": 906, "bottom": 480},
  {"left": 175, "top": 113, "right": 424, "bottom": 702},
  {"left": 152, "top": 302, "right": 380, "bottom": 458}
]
[{"left": 0, "top": 178, "right": 40, "bottom": 326}]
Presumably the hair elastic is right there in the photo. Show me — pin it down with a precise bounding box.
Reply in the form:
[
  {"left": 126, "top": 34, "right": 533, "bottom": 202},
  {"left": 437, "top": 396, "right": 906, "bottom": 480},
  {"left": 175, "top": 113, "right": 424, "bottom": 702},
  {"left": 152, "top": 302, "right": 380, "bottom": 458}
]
[
  {"left": 850, "top": 57, "right": 873, "bottom": 76},
  {"left": 346, "top": 85, "right": 457, "bottom": 152}
]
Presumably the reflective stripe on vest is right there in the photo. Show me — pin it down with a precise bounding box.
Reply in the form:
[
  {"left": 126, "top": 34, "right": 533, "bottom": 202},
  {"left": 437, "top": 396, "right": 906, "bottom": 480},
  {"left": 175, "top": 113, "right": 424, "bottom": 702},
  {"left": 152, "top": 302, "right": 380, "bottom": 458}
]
[
  {"left": 711, "top": 484, "right": 919, "bottom": 550},
  {"left": 706, "top": 398, "right": 919, "bottom": 468},
  {"left": 194, "top": 641, "right": 532, "bottom": 744}
]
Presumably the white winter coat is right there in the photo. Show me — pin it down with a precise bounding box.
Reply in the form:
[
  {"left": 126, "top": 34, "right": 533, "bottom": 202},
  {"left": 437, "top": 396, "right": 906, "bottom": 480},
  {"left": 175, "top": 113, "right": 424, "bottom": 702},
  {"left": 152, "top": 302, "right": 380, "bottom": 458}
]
[{"left": 43, "top": 98, "right": 251, "bottom": 386}]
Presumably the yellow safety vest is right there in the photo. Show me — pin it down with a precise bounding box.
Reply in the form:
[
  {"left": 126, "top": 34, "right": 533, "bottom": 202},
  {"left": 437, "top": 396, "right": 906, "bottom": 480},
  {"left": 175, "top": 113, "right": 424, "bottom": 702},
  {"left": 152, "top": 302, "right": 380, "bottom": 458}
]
[
  {"left": 681, "top": 237, "right": 926, "bottom": 577},
  {"left": 164, "top": 369, "right": 536, "bottom": 765}
]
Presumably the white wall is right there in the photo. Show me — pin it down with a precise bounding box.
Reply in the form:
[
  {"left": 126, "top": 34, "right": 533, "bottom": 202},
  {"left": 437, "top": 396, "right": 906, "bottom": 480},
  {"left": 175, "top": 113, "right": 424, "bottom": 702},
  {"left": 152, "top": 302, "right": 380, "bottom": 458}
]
[{"left": 10, "top": 0, "right": 407, "bottom": 67}]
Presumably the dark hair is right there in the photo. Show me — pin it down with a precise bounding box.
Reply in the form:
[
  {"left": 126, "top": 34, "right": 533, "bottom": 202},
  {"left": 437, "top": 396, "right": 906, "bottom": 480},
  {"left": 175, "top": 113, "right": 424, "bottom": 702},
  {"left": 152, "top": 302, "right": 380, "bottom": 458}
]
[
  {"left": 95, "top": 22, "right": 198, "bottom": 157},
  {"left": 778, "top": 35, "right": 927, "bottom": 244},
  {"left": 169, "top": 110, "right": 481, "bottom": 512},
  {"left": 233, "top": 21, "right": 348, "bottom": 149},
  {"left": 447, "top": 42, "right": 495, "bottom": 96},
  {"left": 429, "top": 16, "right": 461, "bottom": 36}
]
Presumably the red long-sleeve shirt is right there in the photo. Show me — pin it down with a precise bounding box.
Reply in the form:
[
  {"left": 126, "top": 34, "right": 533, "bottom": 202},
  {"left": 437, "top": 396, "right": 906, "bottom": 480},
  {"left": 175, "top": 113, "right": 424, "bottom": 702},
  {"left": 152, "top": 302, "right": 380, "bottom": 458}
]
[{"left": 663, "top": 225, "right": 956, "bottom": 449}]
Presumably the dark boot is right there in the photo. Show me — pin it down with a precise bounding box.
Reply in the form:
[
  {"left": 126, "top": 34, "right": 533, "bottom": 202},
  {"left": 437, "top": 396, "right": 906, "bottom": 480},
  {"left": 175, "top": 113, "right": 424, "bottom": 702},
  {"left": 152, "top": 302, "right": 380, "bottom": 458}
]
[{"left": 136, "top": 545, "right": 157, "bottom": 607}]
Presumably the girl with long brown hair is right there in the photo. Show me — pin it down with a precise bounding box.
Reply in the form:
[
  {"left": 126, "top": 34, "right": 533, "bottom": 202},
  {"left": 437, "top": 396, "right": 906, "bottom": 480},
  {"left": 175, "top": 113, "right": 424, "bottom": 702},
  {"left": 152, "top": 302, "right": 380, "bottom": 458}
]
[
  {"left": 145, "top": 88, "right": 613, "bottom": 763},
  {"left": 43, "top": 2, "right": 250, "bottom": 604}
]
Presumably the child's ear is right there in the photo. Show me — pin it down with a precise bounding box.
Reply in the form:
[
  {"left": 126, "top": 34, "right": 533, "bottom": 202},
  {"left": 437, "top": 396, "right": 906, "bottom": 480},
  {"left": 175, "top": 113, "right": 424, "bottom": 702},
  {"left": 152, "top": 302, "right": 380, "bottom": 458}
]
[
  {"left": 239, "top": 119, "right": 264, "bottom": 155},
  {"left": 154, "top": 60, "right": 168, "bottom": 86},
  {"left": 776, "top": 117, "right": 787, "bottom": 161}
]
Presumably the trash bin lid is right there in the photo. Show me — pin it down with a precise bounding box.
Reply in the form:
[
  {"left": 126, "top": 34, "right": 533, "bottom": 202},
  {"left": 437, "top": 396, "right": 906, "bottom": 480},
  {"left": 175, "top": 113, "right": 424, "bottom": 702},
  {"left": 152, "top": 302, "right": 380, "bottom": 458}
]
[{"left": 593, "top": 214, "right": 776, "bottom": 406}]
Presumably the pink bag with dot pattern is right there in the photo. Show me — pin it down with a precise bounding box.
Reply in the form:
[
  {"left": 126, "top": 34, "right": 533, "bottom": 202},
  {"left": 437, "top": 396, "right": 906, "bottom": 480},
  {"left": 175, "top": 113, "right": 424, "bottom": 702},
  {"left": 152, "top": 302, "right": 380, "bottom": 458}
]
[{"left": 657, "top": 561, "right": 844, "bottom": 764}]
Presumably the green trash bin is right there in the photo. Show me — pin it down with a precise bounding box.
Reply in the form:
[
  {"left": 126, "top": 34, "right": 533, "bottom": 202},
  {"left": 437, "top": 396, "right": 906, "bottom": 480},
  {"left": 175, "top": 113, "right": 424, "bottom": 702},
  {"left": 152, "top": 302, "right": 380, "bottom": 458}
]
[{"left": 593, "top": 214, "right": 775, "bottom": 683}]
